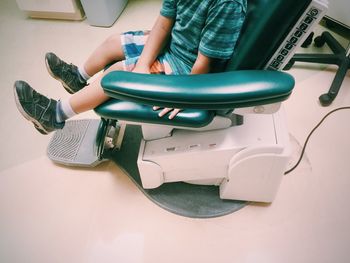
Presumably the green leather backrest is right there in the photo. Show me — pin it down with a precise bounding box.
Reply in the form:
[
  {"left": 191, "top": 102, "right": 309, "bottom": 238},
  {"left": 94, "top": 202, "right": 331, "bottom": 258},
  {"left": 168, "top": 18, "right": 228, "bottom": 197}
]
[{"left": 227, "top": 0, "right": 311, "bottom": 70}]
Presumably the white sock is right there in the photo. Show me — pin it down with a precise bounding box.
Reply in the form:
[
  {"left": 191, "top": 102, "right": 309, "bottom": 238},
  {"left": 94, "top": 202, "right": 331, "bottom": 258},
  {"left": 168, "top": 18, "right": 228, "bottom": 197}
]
[
  {"left": 78, "top": 65, "right": 91, "bottom": 81},
  {"left": 56, "top": 99, "right": 77, "bottom": 123}
]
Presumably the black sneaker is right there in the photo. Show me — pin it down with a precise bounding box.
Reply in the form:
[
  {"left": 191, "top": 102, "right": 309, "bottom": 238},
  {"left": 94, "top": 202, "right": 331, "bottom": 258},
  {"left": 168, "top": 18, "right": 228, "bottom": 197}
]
[
  {"left": 14, "top": 81, "right": 64, "bottom": 135},
  {"left": 45, "top": 52, "right": 87, "bottom": 94}
]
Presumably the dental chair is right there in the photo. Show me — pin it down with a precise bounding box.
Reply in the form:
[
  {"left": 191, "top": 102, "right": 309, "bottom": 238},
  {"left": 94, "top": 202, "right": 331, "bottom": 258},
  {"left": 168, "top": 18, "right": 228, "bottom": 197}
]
[{"left": 47, "top": 0, "right": 328, "bottom": 215}]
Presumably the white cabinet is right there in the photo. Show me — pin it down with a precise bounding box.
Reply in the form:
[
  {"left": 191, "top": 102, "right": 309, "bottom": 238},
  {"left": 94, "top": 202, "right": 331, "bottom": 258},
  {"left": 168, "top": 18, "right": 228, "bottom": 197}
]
[
  {"left": 80, "top": 0, "right": 128, "bottom": 27},
  {"left": 16, "top": 0, "right": 85, "bottom": 20}
]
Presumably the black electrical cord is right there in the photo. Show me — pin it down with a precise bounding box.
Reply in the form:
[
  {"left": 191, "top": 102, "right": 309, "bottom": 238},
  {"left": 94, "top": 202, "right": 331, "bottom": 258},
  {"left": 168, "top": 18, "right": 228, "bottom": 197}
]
[{"left": 284, "top": 106, "right": 350, "bottom": 175}]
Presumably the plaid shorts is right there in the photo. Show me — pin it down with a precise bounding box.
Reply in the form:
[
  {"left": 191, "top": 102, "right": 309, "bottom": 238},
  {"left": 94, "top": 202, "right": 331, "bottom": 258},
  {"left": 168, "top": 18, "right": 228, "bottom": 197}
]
[{"left": 120, "top": 30, "right": 173, "bottom": 74}]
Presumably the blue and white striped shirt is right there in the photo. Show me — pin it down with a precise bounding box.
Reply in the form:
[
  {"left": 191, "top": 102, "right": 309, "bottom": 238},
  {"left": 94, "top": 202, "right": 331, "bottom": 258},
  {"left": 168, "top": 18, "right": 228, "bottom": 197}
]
[{"left": 161, "top": 0, "right": 247, "bottom": 74}]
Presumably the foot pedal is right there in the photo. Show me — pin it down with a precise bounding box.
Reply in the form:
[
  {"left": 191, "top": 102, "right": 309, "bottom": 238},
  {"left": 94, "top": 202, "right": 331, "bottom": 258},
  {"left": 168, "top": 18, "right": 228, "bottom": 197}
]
[{"left": 47, "top": 119, "right": 106, "bottom": 167}]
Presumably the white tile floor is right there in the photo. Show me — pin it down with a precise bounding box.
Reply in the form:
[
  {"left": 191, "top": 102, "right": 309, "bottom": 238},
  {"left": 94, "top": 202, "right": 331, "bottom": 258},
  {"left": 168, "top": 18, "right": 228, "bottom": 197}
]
[{"left": 1, "top": 0, "right": 350, "bottom": 262}]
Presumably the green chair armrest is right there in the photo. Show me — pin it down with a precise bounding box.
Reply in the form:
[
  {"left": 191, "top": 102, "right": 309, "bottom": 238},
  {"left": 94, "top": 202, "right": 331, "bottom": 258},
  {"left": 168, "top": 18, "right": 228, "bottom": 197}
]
[
  {"left": 101, "top": 70, "right": 295, "bottom": 109},
  {"left": 94, "top": 100, "right": 215, "bottom": 128}
]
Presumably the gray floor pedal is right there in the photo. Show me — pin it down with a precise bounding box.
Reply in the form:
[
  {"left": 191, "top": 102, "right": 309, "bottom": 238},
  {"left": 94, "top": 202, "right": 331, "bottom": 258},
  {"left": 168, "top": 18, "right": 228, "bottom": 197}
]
[{"left": 47, "top": 119, "right": 105, "bottom": 167}]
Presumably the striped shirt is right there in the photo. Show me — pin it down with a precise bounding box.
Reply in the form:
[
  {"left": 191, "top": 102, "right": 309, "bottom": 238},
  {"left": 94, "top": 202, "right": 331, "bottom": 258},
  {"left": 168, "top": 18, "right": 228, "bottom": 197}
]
[{"left": 160, "top": 0, "right": 247, "bottom": 74}]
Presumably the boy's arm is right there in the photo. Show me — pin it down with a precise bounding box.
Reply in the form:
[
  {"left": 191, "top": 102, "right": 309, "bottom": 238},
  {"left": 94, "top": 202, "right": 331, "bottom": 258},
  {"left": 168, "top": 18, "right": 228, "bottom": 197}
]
[
  {"left": 190, "top": 52, "right": 212, "bottom": 74},
  {"left": 133, "top": 15, "right": 174, "bottom": 73},
  {"left": 156, "top": 52, "right": 213, "bottom": 119}
]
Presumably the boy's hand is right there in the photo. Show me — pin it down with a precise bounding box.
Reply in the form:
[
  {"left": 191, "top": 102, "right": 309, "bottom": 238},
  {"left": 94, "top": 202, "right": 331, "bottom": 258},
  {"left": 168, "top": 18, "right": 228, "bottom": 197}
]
[{"left": 153, "top": 106, "right": 181, "bottom": 119}]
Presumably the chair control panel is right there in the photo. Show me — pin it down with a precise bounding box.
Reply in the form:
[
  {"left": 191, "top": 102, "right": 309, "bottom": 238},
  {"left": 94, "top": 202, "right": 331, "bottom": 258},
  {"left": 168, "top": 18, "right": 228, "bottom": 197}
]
[{"left": 266, "top": 0, "right": 328, "bottom": 71}]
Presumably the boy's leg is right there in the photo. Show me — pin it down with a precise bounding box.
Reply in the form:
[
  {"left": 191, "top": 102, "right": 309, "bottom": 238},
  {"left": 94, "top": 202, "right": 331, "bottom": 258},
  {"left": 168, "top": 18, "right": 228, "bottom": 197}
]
[
  {"left": 46, "top": 33, "right": 126, "bottom": 94},
  {"left": 14, "top": 31, "right": 150, "bottom": 134},
  {"left": 84, "top": 34, "right": 125, "bottom": 76},
  {"left": 69, "top": 62, "right": 124, "bottom": 114},
  {"left": 14, "top": 62, "right": 124, "bottom": 134}
]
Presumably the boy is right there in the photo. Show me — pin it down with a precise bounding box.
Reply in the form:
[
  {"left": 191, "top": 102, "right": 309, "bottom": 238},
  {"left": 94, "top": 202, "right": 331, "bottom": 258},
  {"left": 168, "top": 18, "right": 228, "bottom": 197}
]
[{"left": 14, "top": 0, "right": 247, "bottom": 134}]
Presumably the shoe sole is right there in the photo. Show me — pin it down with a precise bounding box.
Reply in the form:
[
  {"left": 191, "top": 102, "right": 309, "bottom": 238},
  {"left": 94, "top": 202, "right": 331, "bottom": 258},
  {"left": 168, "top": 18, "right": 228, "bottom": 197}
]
[
  {"left": 13, "top": 82, "right": 50, "bottom": 135},
  {"left": 45, "top": 55, "right": 75, "bottom": 94}
]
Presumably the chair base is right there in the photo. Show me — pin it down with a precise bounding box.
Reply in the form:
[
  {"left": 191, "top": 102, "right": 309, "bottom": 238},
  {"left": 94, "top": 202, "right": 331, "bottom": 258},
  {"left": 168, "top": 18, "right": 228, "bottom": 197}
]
[
  {"left": 46, "top": 109, "right": 290, "bottom": 216},
  {"left": 47, "top": 120, "right": 247, "bottom": 218},
  {"left": 284, "top": 31, "right": 350, "bottom": 106}
]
